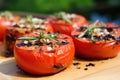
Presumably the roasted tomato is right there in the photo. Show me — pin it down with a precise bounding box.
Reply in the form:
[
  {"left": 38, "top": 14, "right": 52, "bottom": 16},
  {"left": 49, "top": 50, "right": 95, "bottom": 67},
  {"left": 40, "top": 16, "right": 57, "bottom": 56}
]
[
  {"left": 48, "top": 12, "right": 87, "bottom": 35},
  {"left": 0, "top": 11, "right": 21, "bottom": 41},
  {"left": 4, "top": 16, "right": 53, "bottom": 57},
  {"left": 71, "top": 21, "right": 120, "bottom": 59},
  {"left": 14, "top": 31, "right": 75, "bottom": 75}
]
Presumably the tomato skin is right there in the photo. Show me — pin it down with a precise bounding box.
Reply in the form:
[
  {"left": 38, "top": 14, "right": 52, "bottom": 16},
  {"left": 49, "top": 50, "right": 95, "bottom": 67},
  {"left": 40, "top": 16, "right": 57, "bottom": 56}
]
[
  {"left": 14, "top": 33, "right": 75, "bottom": 75},
  {"left": 72, "top": 23, "right": 120, "bottom": 59},
  {"left": 49, "top": 15, "right": 87, "bottom": 36},
  {"left": 4, "top": 23, "right": 53, "bottom": 57},
  {"left": 45, "top": 23, "right": 54, "bottom": 32}
]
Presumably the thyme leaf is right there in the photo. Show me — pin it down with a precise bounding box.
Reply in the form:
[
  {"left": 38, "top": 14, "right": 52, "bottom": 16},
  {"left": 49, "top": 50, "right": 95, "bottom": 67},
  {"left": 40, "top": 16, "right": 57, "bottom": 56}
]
[
  {"left": 78, "top": 20, "right": 104, "bottom": 41},
  {"left": 26, "top": 15, "right": 33, "bottom": 23},
  {"left": 18, "top": 36, "right": 38, "bottom": 41},
  {"left": 55, "top": 12, "right": 72, "bottom": 23},
  {"left": 18, "top": 32, "right": 58, "bottom": 43},
  {"left": 0, "top": 11, "right": 13, "bottom": 20},
  {"left": 39, "top": 32, "right": 58, "bottom": 40}
]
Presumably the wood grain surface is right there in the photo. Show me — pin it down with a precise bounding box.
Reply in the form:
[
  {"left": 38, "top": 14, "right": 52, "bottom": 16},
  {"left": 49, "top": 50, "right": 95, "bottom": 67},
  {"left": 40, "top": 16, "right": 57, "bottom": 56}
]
[{"left": 0, "top": 44, "right": 120, "bottom": 80}]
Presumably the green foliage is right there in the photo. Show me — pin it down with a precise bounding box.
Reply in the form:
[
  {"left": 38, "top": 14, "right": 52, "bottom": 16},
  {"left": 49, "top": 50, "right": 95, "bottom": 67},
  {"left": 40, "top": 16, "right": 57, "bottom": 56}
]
[
  {"left": 34, "top": 0, "right": 71, "bottom": 13},
  {"left": 108, "top": 0, "right": 120, "bottom": 5},
  {"left": 71, "top": 0, "right": 95, "bottom": 8},
  {"left": 3, "top": 0, "right": 95, "bottom": 13},
  {"left": 2, "top": 0, "right": 120, "bottom": 14}
]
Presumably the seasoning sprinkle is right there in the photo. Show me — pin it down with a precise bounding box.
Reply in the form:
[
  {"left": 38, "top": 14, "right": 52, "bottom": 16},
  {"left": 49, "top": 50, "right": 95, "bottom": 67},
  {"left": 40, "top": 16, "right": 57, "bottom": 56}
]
[
  {"left": 84, "top": 68, "right": 88, "bottom": 70},
  {"left": 73, "top": 62, "right": 80, "bottom": 66},
  {"left": 86, "top": 63, "right": 95, "bottom": 67}
]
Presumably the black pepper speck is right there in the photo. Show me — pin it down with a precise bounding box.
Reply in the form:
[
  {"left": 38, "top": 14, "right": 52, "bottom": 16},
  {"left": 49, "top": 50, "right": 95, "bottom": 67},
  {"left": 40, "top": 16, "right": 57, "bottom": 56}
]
[
  {"left": 86, "top": 63, "right": 95, "bottom": 67},
  {"left": 84, "top": 68, "right": 88, "bottom": 70},
  {"left": 73, "top": 62, "right": 80, "bottom": 66}
]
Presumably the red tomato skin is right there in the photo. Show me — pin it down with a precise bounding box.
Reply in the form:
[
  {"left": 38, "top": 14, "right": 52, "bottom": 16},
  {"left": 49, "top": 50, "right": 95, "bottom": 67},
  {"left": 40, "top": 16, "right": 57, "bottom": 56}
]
[
  {"left": 45, "top": 23, "right": 54, "bottom": 32},
  {"left": 73, "top": 38, "right": 120, "bottom": 59},
  {"left": 4, "top": 23, "right": 53, "bottom": 57},
  {"left": 72, "top": 23, "right": 120, "bottom": 59},
  {"left": 14, "top": 33, "right": 75, "bottom": 75},
  {"left": 49, "top": 15, "right": 87, "bottom": 36}
]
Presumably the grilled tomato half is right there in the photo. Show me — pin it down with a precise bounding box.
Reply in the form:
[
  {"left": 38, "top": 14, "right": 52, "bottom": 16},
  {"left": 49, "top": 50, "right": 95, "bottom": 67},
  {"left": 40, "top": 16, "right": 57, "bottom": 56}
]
[
  {"left": 72, "top": 21, "right": 120, "bottom": 59},
  {"left": 4, "top": 15, "right": 53, "bottom": 57},
  {"left": 48, "top": 12, "right": 87, "bottom": 35},
  {"left": 14, "top": 31, "right": 75, "bottom": 75}
]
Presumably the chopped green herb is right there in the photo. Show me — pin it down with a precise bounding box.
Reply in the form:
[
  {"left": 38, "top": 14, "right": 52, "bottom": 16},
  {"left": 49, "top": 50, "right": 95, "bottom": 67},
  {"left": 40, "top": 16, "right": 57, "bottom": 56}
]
[
  {"left": 0, "top": 11, "right": 13, "bottom": 20},
  {"left": 26, "top": 15, "right": 33, "bottom": 23},
  {"left": 39, "top": 32, "right": 58, "bottom": 40},
  {"left": 18, "top": 32, "right": 58, "bottom": 41},
  {"left": 78, "top": 20, "right": 104, "bottom": 41},
  {"left": 55, "top": 12, "right": 72, "bottom": 23},
  {"left": 18, "top": 36, "right": 38, "bottom": 40}
]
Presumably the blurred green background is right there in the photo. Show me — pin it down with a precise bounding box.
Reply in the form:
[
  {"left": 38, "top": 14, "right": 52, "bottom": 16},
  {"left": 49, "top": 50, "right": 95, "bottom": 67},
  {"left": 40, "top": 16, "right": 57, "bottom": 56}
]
[{"left": 0, "top": 0, "right": 120, "bottom": 21}]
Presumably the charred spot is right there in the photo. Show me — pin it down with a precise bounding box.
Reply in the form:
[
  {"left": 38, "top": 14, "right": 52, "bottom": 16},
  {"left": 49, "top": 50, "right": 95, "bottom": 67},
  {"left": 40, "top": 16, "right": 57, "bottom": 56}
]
[
  {"left": 63, "top": 37, "right": 68, "bottom": 39},
  {"left": 49, "top": 43, "right": 54, "bottom": 48},
  {"left": 12, "top": 23, "right": 20, "bottom": 27},
  {"left": 35, "top": 27, "right": 45, "bottom": 30},
  {"left": 103, "top": 34, "right": 115, "bottom": 40},
  {"left": 46, "top": 42, "right": 52, "bottom": 45},
  {"left": 93, "top": 36, "right": 103, "bottom": 41},
  {"left": 77, "top": 26, "right": 87, "bottom": 32},
  {"left": 47, "top": 32, "right": 51, "bottom": 34},
  {"left": 83, "top": 34, "right": 90, "bottom": 39},
  {"left": 5, "top": 33, "right": 16, "bottom": 57},
  {"left": 53, "top": 64, "right": 64, "bottom": 69},
  {"left": 25, "top": 31, "right": 31, "bottom": 34},
  {"left": 6, "top": 33, "right": 16, "bottom": 41},
  {"left": 107, "top": 27, "right": 113, "bottom": 32},
  {"left": 16, "top": 43, "right": 26, "bottom": 47},
  {"left": 26, "top": 43, "right": 32, "bottom": 47},
  {"left": 61, "top": 41, "right": 69, "bottom": 45},
  {"left": 16, "top": 43, "right": 32, "bottom": 47},
  {"left": 73, "top": 35, "right": 78, "bottom": 38},
  {"left": 34, "top": 41, "right": 43, "bottom": 46},
  {"left": 55, "top": 31, "right": 60, "bottom": 34},
  {"left": 116, "top": 36, "right": 120, "bottom": 42},
  {"left": 114, "top": 36, "right": 120, "bottom": 46},
  {"left": 14, "top": 30, "right": 19, "bottom": 33}
]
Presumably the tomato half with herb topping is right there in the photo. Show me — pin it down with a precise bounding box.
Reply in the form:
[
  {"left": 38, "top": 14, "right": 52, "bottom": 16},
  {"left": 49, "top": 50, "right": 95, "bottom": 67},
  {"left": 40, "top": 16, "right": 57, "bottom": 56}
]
[
  {"left": 72, "top": 21, "right": 120, "bottom": 59},
  {"left": 0, "top": 11, "right": 21, "bottom": 41},
  {"left": 4, "top": 16, "right": 53, "bottom": 57},
  {"left": 14, "top": 32, "right": 75, "bottom": 75},
  {"left": 48, "top": 12, "right": 87, "bottom": 35}
]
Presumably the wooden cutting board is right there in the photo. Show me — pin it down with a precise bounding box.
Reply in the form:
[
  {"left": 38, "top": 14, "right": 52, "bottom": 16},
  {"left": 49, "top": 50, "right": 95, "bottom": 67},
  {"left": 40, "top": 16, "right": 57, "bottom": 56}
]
[{"left": 0, "top": 44, "right": 120, "bottom": 80}]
